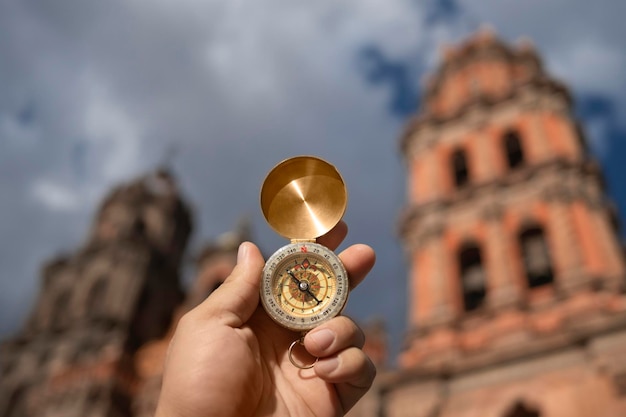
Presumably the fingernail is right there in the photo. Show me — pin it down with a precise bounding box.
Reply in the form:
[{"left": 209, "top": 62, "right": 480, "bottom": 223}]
[
  {"left": 308, "top": 328, "right": 335, "bottom": 351},
  {"left": 316, "top": 357, "right": 339, "bottom": 374},
  {"left": 237, "top": 242, "right": 248, "bottom": 264}
]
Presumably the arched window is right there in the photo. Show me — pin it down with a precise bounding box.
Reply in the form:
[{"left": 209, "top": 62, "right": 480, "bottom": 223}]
[
  {"left": 458, "top": 243, "right": 486, "bottom": 311},
  {"left": 503, "top": 401, "right": 540, "bottom": 417},
  {"left": 504, "top": 130, "right": 525, "bottom": 169},
  {"left": 519, "top": 226, "right": 553, "bottom": 288},
  {"left": 451, "top": 148, "right": 469, "bottom": 187}
]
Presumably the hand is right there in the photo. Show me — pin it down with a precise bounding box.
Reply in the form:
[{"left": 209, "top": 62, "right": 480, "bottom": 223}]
[{"left": 155, "top": 221, "right": 376, "bottom": 417}]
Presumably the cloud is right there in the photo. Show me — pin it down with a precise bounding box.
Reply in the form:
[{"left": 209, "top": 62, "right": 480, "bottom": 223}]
[
  {"left": 552, "top": 41, "right": 626, "bottom": 96},
  {"left": 81, "top": 78, "right": 145, "bottom": 181},
  {"left": 31, "top": 179, "right": 81, "bottom": 212},
  {"left": 0, "top": 0, "right": 431, "bottom": 341},
  {"left": 1, "top": 0, "right": 625, "bottom": 360}
]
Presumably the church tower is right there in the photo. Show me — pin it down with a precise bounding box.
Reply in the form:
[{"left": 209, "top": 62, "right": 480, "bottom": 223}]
[
  {"left": 388, "top": 30, "right": 626, "bottom": 417},
  {"left": 0, "top": 169, "right": 192, "bottom": 417}
]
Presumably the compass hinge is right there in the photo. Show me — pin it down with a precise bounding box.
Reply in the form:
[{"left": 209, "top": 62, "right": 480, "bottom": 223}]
[{"left": 290, "top": 239, "right": 317, "bottom": 244}]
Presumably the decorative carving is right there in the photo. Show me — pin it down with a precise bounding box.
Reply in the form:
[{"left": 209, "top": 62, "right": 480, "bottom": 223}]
[
  {"left": 415, "top": 224, "right": 446, "bottom": 247},
  {"left": 541, "top": 183, "right": 575, "bottom": 203}
]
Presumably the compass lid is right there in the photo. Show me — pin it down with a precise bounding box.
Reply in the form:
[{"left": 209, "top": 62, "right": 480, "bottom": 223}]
[{"left": 260, "top": 156, "right": 347, "bottom": 240}]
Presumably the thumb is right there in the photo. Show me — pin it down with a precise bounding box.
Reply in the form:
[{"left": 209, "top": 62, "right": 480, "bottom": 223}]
[{"left": 196, "top": 242, "right": 265, "bottom": 327}]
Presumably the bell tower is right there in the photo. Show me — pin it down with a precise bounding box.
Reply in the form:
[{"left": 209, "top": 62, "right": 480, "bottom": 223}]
[{"left": 391, "top": 29, "right": 626, "bottom": 417}]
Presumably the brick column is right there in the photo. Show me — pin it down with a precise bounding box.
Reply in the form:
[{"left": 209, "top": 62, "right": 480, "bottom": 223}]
[
  {"left": 589, "top": 205, "right": 626, "bottom": 283},
  {"left": 432, "top": 230, "right": 455, "bottom": 324},
  {"left": 482, "top": 204, "right": 523, "bottom": 308},
  {"left": 412, "top": 224, "right": 455, "bottom": 327},
  {"left": 424, "top": 147, "right": 440, "bottom": 202},
  {"left": 543, "top": 111, "right": 582, "bottom": 161},
  {"left": 571, "top": 201, "right": 606, "bottom": 277},
  {"left": 408, "top": 154, "right": 421, "bottom": 203},
  {"left": 472, "top": 130, "right": 494, "bottom": 183},
  {"left": 409, "top": 246, "right": 430, "bottom": 326},
  {"left": 526, "top": 111, "right": 550, "bottom": 163},
  {"left": 478, "top": 128, "right": 497, "bottom": 180},
  {"left": 544, "top": 190, "right": 586, "bottom": 292}
]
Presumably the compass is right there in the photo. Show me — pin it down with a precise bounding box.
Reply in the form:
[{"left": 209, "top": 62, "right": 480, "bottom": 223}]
[{"left": 260, "top": 156, "right": 349, "bottom": 353}]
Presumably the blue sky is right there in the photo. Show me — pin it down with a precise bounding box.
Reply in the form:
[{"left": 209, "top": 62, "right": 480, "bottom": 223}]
[{"left": 1, "top": 0, "right": 624, "bottom": 364}]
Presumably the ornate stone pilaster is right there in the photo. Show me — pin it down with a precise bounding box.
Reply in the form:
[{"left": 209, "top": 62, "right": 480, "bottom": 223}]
[
  {"left": 471, "top": 131, "right": 489, "bottom": 182},
  {"left": 589, "top": 205, "right": 626, "bottom": 286},
  {"left": 528, "top": 111, "right": 550, "bottom": 162},
  {"left": 415, "top": 224, "right": 455, "bottom": 327},
  {"left": 482, "top": 204, "right": 523, "bottom": 309},
  {"left": 542, "top": 186, "right": 587, "bottom": 293}
]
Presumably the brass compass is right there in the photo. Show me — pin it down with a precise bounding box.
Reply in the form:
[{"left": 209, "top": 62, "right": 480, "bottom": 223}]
[{"left": 260, "top": 156, "right": 349, "bottom": 366}]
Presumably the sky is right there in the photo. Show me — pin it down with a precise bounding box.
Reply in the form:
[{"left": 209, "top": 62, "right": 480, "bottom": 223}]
[{"left": 1, "top": 0, "right": 625, "bottom": 365}]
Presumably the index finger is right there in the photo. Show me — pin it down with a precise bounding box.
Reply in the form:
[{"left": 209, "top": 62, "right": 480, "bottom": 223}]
[
  {"left": 317, "top": 221, "right": 375, "bottom": 290},
  {"left": 339, "top": 244, "right": 375, "bottom": 290}
]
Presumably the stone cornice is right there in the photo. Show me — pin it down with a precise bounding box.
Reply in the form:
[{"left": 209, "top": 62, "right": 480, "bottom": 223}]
[
  {"left": 426, "top": 45, "right": 540, "bottom": 99},
  {"left": 480, "top": 203, "right": 505, "bottom": 222},
  {"left": 398, "top": 158, "right": 604, "bottom": 236},
  {"left": 396, "top": 306, "right": 626, "bottom": 383},
  {"left": 400, "top": 77, "right": 572, "bottom": 156}
]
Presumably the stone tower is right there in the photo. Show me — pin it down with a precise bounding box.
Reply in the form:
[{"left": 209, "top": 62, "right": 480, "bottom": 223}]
[
  {"left": 0, "top": 169, "right": 192, "bottom": 417},
  {"left": 385, "top": 30, "right": 626, "bottom": 417}
]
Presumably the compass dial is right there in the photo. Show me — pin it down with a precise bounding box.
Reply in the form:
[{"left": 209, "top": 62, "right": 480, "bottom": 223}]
[{"left": 261, "top": 241, "right": 349, "bottom": 332}]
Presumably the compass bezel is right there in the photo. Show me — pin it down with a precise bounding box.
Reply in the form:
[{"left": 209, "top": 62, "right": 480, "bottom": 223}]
[{"left": 260, "top": 242, "right": 349, "bottom": 332}]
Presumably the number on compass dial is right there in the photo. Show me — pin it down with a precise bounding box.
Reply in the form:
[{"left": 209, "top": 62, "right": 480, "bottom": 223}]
[{"left": 260, "top": 242, "right": 349, "bottom": 332}]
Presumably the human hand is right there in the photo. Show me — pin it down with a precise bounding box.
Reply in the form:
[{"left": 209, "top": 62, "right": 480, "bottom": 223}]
[{"left": 154, "top": 221, "right": 376, "bottom": 417}]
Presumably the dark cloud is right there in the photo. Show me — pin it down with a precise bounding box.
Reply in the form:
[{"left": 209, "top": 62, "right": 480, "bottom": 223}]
[
  {"left": 425, "top": 0, "right": 463, "bottom": 24},
  {"left": 575, "top": 94, "right": 626, "bottom": 235},
  {"left": 357, "top": 45, "right": 420, "bottom": 116},
  {"left": 578, "top": 94, "right": 616, "bottom": 120}
]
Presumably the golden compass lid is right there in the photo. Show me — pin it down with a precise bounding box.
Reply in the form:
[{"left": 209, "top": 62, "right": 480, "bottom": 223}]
[{"left": 260, "top": 156, "right": 347, "bottom": 240}]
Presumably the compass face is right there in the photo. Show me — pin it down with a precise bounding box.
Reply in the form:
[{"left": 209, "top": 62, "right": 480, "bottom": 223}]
[{"left": 261, "top": 242, "right": 349, "bottom": 332}]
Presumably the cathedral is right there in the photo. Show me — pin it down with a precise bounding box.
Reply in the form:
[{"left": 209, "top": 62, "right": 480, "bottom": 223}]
[
  {"left": 2, "top": 29, "right": 626, "bottom": 417},
  {"left": 0, "top": 169, "right": 247, "bottom": 416}
]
